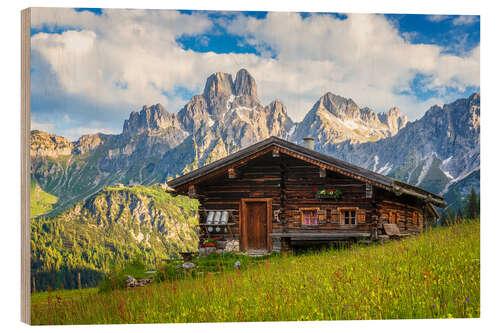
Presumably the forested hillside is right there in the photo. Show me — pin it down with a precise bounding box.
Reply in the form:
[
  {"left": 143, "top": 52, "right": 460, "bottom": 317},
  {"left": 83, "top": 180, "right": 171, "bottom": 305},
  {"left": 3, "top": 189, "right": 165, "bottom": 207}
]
[{"left": 30, "top": 185, "right": 198, "bottom": 291}]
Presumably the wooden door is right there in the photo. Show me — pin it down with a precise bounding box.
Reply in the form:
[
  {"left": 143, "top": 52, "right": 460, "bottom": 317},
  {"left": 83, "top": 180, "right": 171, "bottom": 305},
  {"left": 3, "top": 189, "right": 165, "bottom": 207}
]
[{"left": 245, "top": 202, "right": 268, "bottom": 250}]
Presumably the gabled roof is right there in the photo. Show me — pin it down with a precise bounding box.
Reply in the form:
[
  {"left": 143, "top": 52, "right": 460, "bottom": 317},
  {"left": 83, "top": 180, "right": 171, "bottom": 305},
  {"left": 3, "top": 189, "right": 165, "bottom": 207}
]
[{"left": 167, "top": 136, "right": 445, "bottom": 207}]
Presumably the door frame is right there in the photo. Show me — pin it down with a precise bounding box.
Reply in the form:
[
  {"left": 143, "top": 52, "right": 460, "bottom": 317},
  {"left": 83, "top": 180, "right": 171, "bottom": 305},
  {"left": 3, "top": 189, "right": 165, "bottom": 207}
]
[{"left": 240, "top": 198, "right": 272, "bottom": 252}]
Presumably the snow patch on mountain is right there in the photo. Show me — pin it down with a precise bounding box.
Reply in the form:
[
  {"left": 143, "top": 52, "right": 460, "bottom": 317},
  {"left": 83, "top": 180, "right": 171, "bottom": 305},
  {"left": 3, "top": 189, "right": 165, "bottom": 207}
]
[
  {"left": 373, "top": 155, "right": 379, "bottom": 171},
  {"left": 226, "top": 94, "right": 235, "bottom": 111},
  {"left": 441, "top": 166, "right": 480, "bottom": 195},
  {"left": 378, "top": 162, "right": 392, "bottom": 175},
  {"left": 287, "top": 124, "right": 296, "bottom": 139},
  {"left": 442, "top": 170, "right": 454, "bottom": 179},
  {"left": 207, "top": 115, "right": 215, "bottom": 127},
  {"left": 416, "top": 153, "right": 436, "bottom": 186}
]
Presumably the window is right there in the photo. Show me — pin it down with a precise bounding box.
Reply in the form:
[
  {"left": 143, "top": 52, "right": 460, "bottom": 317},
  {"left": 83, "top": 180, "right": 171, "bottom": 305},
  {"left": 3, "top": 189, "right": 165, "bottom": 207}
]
[
  {"left": 301, "top": 209, "right": 318, "bottom": 225},
  {"left": 343, "top": 210, "right": 356, "bottom": 225},
  {"left": 389, "top": 211, "right": 397, "bottom": 224}
]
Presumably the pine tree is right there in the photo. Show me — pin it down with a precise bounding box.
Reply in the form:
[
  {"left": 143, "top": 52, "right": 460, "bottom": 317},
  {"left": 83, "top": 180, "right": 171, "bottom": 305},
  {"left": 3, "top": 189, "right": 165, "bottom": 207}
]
[
  {"left": 447, "top": 209, "right": 456, "bottom": 225},
  {"left": 457, "top": 207, "right": 463, "bottom": 221},
  {"left": 465, "top": 188, "right": 480, "bottom": 219},
  {"left": 438, "top": 208, "right": 447, "bottom": 226}
]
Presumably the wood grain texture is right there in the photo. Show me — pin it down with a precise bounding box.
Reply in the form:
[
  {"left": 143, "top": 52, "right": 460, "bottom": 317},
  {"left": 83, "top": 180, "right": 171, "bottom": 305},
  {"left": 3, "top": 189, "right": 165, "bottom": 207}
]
[
  {"left": 21, "top": 7, "right": 31, "bottom": 324},
  {"left": 246, "top": 202, "right": 267, "bottom": 250},
  {"left": 192, "top": 150, "right": 431, "bottom": 251},
  {"left": 240, "top": 198, "right": 272, "bottom": 252}
]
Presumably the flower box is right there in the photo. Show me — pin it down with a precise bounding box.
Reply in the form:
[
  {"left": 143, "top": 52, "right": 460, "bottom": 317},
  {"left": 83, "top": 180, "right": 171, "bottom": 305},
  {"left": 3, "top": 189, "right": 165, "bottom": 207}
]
[
  {"left": 315, "top": 194, "right": 340, "bottom": 200},
  {"left": 313, "top": 187, "right": 342, "bottom": 199}
]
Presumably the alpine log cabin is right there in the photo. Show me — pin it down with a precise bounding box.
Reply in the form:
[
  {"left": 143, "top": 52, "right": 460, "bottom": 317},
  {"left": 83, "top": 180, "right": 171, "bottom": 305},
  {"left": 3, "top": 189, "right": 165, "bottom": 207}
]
[{"left": 167, "top": 136, "right": 445, "bottom": 254}]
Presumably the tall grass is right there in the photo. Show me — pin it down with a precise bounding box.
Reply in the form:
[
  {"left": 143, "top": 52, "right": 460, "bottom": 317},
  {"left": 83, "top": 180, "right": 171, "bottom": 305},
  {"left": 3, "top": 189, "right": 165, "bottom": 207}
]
[{"left": 31, "top": 220, "right": 480, "bottom": 324}]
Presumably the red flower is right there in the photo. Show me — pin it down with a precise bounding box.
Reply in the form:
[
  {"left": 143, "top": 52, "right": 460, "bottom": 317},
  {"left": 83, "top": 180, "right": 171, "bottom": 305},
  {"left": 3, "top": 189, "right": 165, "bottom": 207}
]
[{"left": 314, "top": 187, "right": 318, "bottom": 192}]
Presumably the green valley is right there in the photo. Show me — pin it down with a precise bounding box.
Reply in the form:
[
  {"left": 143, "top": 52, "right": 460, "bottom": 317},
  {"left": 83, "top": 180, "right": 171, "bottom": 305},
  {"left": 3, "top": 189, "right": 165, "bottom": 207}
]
[{"left": 30, "top": 178, "right": 58, "bottom": 217}]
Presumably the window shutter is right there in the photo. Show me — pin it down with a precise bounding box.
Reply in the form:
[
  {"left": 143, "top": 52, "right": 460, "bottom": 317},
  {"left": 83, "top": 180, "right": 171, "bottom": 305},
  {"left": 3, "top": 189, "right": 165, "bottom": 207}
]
[
  {"left": 331, "top": 210, "right": 340, "bottom": 224},
  {"left": 357, "top": 209, "right": 366, "bottom": 223}
]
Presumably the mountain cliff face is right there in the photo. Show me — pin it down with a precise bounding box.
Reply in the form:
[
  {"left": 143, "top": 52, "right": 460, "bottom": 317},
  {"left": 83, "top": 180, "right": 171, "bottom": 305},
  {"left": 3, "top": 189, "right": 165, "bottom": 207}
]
[
  {"left": 292, "top": 92, "right": 407, "bottom": 145},
  {"left": 323, "top": 93, "right": 480, "bottom": 209},
  {"left": 30, "top": 68, "right": 479, "bottom": 214},
  {"left": 179, "top": 68, "right": 293, "bottom": 159},
  {"left": 31, "top": 130, "right": 74, "bottom": 158}
]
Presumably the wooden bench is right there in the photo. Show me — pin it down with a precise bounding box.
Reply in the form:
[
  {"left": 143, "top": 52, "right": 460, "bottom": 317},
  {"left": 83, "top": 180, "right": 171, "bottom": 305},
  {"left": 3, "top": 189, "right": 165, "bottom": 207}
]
[{"left": 382, "top": 224, "right": 411, "bottom": 239}]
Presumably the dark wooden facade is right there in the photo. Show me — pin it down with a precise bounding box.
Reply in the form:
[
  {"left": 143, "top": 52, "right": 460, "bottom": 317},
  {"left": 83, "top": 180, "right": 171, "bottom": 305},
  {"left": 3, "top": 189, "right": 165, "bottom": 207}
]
[{"left": 168, "top": 137, "right": 445, "bottom": 253}]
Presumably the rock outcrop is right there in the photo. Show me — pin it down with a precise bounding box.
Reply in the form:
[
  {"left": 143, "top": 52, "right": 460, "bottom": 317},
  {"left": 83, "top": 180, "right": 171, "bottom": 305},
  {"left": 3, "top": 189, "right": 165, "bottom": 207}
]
[
  {"left": 126, "top": 276, "right": 154, "bottom": 288},
  {"left": 379, "top": 107, "right": 408, "bottom": 136},
  {"left": 73, "top": 134, "right": 107, "bottom": 154},
  {"left": 122, "top": 104, "right": 182, "bottom": 137},
  {"left": 31, "top": 130, "right": 74, "bottom": 158}
]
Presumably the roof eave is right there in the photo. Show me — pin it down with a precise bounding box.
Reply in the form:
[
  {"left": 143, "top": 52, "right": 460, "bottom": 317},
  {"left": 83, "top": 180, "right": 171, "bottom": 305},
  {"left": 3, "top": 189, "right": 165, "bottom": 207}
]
[{"left": 167, "top": 136, "right": 445, "bottom": 207}]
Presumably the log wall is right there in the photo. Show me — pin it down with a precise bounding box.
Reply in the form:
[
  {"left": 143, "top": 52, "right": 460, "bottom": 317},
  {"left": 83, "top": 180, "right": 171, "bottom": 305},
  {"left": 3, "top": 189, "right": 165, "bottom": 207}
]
[{"left": 194, "top": 151, "right": 428, "bottom": 250}]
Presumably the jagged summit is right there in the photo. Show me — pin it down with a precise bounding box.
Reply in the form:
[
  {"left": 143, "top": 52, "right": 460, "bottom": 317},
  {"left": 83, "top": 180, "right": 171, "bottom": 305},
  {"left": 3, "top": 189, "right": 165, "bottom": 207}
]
[
  {"left": 203, "top": 72, "right": 235, "bottom": 99},
  {"left": 292, "top": 92, "right": 408, "bottom": 145},
  {"left": 202, "top": 68, "right": 258, "bottom": 100},
  {"left": 234, "top": 68, "right": 258, "bottom": 98},
  {"left": 122, "top": 103, "right": 180, "bottom": 137},
  {"left": 317, "top": 92, "right": 360, "bottom": 120},
  {"left": 379, "top": 107, "right": 408, "bottom": 136}
]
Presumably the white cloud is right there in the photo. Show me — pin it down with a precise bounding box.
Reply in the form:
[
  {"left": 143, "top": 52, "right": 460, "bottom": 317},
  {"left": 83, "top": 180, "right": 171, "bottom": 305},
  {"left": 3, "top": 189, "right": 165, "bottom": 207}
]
[
  {"left": 222, "top": 12, "right": 479, "bottom": 120},
  {"left": 427, "top": 15, "right": 449, "bottom": 22},
  {"left": 59, "top": 127, "right": 119, "bottom": 141},
  {"left": 452, "top": 15, "right": 479, "bottom": 26},
  {"left": 31, "top": 9, "right": 480, "bottom": 135},
  {"left": 31, "top": 8, "right": 217, "bottom": 114},
  {"left": 31, "top": 120, "right": 55, "bottom": 134}
]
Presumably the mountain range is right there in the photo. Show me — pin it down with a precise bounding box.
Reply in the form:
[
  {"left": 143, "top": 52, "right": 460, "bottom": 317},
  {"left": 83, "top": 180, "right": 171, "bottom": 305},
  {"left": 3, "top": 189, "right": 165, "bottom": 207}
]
[
  {"left": 31, "top": 68, "right": 480, "bottom": 213},
  {"left": 29, "top": 68, "right": 479, "bottom": 289}
]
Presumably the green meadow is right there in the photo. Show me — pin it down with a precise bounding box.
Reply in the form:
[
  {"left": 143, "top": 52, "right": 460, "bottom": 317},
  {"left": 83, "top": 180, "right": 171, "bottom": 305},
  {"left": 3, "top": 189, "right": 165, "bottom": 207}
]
[
  {"left": 31, "top": 220, "right": 480, "bottom": 324},
  {"left": 30, "top": 178, "right": 58, "bottom": 217}
]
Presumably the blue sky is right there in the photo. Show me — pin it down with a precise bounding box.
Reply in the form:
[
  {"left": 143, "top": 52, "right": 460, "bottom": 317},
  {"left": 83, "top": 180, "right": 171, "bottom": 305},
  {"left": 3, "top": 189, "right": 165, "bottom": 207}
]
[{"left": 30, "top": 8, "right": 479, "bottom": 140}]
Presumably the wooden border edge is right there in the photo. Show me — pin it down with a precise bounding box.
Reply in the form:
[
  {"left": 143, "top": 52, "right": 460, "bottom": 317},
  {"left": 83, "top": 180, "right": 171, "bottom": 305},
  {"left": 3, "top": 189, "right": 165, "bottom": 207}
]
[{"left": 21, "top": 7, "right": 31, "bottom": 325}]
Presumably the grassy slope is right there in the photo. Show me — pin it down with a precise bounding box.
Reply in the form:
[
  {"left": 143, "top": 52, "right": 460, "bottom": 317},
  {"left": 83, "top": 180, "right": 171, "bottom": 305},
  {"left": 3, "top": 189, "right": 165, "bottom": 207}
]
[
  {"left": 31, "top": 220, "right": 480, "bottom": 324},
  {"left": 30, "top": 178, "right": 58, "bottom": 217}
]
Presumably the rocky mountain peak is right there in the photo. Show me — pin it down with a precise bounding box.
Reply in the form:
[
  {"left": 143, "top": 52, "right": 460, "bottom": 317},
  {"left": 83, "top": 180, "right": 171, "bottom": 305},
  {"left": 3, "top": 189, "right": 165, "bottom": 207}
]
[
  {"left": 73, "top": 133, "right": 107, "bottom": 155},
  {"left": 177, "top": 94, "right": 210, "bottom": 133},
  {"left": 266, "top": 100, "right": 286, "bottom": 114},
  {"left": 319, "top": 92, "right": 360, "bottom": 120},
  {"left": 379, "top": 106, "right": 408, "bottom": 136},
  {"left": 265, "top": 100, "right": 294, "bottom": 138},
  {"left": 122, "top": 103, "right": 180, "bottom": 137},
  {"left": 234, "top": 68, "right": 258, "bottom": 99},
  {"left": 359, "top": 107, "right": 379, "bottom": 123},
  {"left": 203, "top": 72, "right": 235, "bottom": 99},
  {"left": 30, "top": 130, "right": 74, "bottom": 158}
]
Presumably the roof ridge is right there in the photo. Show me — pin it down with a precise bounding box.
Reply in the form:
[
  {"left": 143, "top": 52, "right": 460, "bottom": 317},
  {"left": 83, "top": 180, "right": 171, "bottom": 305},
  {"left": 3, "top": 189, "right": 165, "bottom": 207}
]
[{"left": 167, "top": 136, "right": 444, "bottom": 205}]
